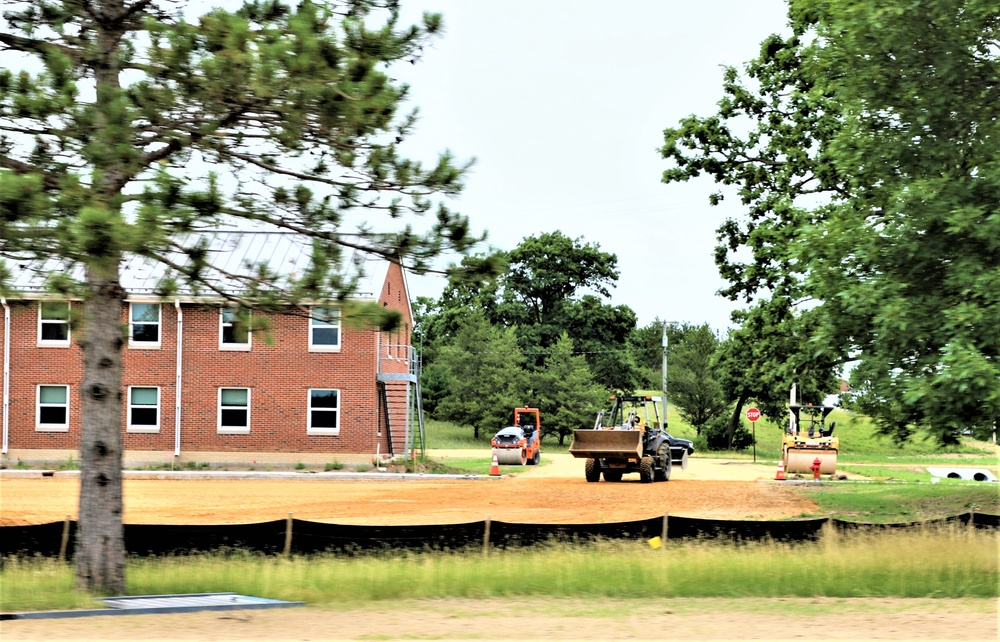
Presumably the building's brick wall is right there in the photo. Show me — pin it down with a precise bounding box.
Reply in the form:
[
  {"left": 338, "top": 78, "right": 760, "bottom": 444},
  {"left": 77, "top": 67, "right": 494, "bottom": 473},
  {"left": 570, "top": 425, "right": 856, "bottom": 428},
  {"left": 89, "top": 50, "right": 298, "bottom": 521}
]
[
  {"left": 3, "top": 301, "right": 86, "bottom": 451},
  {"left": 172, "top": 304, "right": 383, "bottom": 454},
  {"left": 377, "top": 262, "right": 416, "bottom": 454},
  {"left": 123, "top": 302, "right": 179, "bottom": 454},
  {"left": 1, "top": 264, "right": 415, "bottom": 463}
]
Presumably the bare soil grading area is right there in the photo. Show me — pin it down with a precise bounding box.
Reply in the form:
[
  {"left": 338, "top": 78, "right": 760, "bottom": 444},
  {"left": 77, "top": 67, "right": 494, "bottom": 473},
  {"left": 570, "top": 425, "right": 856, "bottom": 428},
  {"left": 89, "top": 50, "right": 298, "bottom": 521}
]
[{"left": 0, "top": 456, "right": 815, "bottom": 526}]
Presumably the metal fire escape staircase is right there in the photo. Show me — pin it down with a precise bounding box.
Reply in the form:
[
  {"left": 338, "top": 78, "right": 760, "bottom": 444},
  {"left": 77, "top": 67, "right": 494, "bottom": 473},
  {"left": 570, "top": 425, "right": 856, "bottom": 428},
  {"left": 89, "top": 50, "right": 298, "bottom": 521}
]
[{"left": 376, "top": 341, "right": 425, "bottom": 460}]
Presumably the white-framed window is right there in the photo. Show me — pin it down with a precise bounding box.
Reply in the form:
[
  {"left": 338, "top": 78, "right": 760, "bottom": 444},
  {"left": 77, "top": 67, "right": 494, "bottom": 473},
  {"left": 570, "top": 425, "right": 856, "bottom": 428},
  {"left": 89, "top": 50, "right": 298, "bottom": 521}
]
[
  {"left": 37, "top": 385, "right": 69, "bottom": 431},
  {"left": 220, "top": 307, "right": 251, "bottom": 350},
  {"left": 309, "top": 307, "right": 341, "bottom": 352},
  {"left": 307, "top": 388, "right": 340, "bottom": 435},
  {"left": 218, "top": 387, "right": 250, "bottom": 433},
  {"left": 129, "top": 303, "right": 161, "bottom": 347},
  {"left": 38, "top": 301, "right": 70, "bottom": 346},
  {"left": 127, "top": 386, "right": 160, "bottom": 432}
]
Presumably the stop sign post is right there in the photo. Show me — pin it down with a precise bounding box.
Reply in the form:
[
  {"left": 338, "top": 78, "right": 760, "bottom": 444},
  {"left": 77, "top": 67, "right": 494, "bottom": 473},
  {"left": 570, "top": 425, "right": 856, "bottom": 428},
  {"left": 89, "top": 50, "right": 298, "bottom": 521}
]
[{"left": 745, "top": 407, "right": 760, "bottom": 462}]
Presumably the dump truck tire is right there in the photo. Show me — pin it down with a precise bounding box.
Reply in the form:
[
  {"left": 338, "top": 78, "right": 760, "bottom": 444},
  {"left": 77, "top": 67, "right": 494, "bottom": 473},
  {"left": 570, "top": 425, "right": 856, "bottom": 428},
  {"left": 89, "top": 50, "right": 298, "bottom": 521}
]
[
  {"left": 639, "top": 456, "right": 655, "bottom": 483},
  {"left": 655, "top": 443, "right": 671, "bottom": 482},
  {"left": 603, "top": 470, "right": 623, "bottom": 482},
  {"left": 584, "top": 458, "right": 601, "bottom": 482}
]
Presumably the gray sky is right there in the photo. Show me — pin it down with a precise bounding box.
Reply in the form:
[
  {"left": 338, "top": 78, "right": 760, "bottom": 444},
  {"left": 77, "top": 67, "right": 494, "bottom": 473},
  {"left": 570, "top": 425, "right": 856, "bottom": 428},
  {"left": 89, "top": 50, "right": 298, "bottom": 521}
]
[
  {"left": 393, "top": 0, "right": 790, "bottom": 331},
  {"left": 4, "top": 0, "right": 790, "bottom": 331}
]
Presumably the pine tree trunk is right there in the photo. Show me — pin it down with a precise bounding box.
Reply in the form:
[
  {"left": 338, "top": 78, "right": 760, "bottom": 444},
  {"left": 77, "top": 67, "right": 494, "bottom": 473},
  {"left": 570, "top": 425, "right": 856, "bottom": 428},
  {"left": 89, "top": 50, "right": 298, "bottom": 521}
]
[
  {"left": 75, "top": 270, "right": 126, "bottom": 594},
  {"left": 74, "top": 0, "right": 128, "bottom": 595}
]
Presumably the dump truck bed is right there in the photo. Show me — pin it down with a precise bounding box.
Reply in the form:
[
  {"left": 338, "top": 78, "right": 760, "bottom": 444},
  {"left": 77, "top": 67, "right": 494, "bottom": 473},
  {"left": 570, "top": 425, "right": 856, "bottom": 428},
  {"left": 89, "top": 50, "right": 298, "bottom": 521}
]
[{"left": 568, "top": 429, "right": 643, "bottom": 460}]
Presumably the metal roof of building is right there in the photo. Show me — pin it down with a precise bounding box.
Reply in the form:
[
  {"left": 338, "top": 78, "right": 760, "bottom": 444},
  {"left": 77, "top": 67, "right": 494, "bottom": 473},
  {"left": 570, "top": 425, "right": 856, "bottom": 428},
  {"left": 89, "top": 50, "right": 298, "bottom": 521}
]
[{"left": 4, "top": 231, "right": 391, "bottom": 301}]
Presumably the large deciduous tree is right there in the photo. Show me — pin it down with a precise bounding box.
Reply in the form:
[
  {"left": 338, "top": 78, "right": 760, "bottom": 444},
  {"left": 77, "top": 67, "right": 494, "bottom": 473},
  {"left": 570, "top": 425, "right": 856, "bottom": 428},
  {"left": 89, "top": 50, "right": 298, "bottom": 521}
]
[
  {"left": 0, "top": 0, "right": 480, "bottom": 593},
  {"left": 713, "top": 300, "right": 837, "bottom": 446},
  {"left": 793, "top": 0, "right": 1000, "bottom": 443},
  {"left": 418, "top": 232, "right": 640, "bottom": 392},
  {"left": 661, "top": 13, "right": 846, "bottom": 441},
  {"left": 662, "top": 0, "right": 998, "bottom": 444},
  {"left": 493, "top": 232, "right": 639, "bottom": 391}
]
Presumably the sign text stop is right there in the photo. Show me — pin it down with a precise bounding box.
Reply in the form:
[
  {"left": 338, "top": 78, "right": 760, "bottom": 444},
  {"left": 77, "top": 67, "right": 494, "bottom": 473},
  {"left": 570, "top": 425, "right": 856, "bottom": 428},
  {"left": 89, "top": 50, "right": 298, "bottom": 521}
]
[{"left": 746, "top": 407, "right": 761, "bottom": 422}]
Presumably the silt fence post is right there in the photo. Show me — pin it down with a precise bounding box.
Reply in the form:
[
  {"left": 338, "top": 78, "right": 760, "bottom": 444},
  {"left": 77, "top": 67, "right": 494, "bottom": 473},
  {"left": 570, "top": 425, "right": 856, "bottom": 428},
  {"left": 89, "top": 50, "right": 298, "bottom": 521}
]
[{"left": 59, "top": 514, "right": 71, "bottom": 562}]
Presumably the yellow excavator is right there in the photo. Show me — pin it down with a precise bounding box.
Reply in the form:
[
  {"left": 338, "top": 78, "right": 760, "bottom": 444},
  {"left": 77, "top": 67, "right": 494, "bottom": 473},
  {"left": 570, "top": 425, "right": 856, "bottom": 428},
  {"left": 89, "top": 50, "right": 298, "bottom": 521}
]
[{"left": 783, "top": 384, "right": 839, "bottom": 474}]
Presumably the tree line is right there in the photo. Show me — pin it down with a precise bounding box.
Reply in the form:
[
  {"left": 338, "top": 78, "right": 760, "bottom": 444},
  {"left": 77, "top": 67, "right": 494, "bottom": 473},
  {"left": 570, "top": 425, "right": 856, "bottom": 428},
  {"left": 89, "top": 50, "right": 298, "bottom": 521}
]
[{"left": 413, "top": 230, "right": 816, "bottom": 450}]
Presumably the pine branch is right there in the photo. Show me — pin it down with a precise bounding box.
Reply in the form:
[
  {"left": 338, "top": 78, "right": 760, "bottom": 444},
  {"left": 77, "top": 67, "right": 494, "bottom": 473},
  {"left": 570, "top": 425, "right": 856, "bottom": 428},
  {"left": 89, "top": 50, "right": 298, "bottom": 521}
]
[
  {"left": 0, "top": 33, "right": 78, "bottom": 61},
  {"left": 108, "top": 105, "right": 253, "bottom": 193},
  {"left": 0, "top": 155, "right": 62, "bottom": 190},
  {"left": 123, "top": 0, "right": 155, "bottom": 19}
]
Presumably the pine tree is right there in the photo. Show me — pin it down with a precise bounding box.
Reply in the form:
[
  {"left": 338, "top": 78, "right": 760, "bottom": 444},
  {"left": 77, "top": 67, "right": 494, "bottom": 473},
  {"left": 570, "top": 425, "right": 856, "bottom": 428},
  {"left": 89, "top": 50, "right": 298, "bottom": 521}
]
[
  {"left": 535, "top": 333, "right": 606, "bottom": 446},
  {"left": 434, "top": 310, "right": 526, "bottom": 439},
  {"left": 1, "top": 0, "right": 481, "bottom": 593}
]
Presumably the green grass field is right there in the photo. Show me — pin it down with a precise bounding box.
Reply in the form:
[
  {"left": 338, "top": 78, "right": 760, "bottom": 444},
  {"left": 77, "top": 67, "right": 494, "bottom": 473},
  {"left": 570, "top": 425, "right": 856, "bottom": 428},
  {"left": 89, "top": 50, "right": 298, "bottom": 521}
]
[
  {"left": 428, "top": 402, "right": 998, "bottom": 468},
  {"left": 794, "top": 481, "right": 999, "bottom": 522}
]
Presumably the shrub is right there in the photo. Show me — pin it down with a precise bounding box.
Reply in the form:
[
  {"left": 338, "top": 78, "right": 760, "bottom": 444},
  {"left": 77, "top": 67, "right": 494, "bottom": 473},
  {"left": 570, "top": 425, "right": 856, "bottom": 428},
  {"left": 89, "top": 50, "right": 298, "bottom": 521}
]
[{"left": 702, "top": 416, "right": 754, "bottom": 451}]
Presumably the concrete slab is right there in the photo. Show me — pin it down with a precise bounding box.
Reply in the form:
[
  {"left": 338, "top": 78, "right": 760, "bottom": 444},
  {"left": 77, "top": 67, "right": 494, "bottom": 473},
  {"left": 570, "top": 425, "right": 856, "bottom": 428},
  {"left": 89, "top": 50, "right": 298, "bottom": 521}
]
[{"left": 1, "top": 593, "right": 304, "bottom": 620}]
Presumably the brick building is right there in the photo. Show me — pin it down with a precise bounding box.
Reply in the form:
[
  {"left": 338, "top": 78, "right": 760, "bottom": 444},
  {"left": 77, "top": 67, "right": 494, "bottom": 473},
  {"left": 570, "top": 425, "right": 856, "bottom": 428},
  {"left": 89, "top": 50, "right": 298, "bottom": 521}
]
[{"left": 0, "top": 232, "right": 422, "bottom": 468}]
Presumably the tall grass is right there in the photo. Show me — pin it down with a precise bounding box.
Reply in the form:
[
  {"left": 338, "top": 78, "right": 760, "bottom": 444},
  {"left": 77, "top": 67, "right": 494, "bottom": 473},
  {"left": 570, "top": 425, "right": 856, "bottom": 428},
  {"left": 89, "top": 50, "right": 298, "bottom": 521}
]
[
  {"left": 3, "top": 527, "right": 995, "bottom": 612},
  {"left": 424, "top": 419, "right": 494, "bottom": 449}
]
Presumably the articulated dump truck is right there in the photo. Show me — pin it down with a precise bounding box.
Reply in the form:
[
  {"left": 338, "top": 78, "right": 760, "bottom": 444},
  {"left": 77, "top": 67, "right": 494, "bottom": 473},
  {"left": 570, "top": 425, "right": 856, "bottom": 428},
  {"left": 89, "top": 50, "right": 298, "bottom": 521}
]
[
  {"left": 569, "top": 396, "right": 693, "bottom": 483},
  {"left": 783, "top": 385, "right": 839, "bottom": 474}
]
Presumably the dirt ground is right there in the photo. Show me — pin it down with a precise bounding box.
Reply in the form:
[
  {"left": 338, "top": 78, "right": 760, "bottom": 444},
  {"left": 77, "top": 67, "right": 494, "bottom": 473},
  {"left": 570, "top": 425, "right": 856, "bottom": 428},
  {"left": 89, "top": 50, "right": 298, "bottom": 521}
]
[
  {"left": 2, "top": 453, "right": 997, "bottom": 641},
  {"left": 0, "top": 454, "right": 819, "bottom": 526},
  {"left": 3, "top": 597, "right": 998, "bottom": 642}
]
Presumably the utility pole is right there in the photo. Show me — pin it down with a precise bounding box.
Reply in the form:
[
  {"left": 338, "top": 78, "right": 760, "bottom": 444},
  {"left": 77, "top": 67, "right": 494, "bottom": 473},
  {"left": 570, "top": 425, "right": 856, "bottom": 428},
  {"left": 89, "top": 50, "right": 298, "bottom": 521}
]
[{"left": 662, "top": 323, "right": 669, "bottom": 426}]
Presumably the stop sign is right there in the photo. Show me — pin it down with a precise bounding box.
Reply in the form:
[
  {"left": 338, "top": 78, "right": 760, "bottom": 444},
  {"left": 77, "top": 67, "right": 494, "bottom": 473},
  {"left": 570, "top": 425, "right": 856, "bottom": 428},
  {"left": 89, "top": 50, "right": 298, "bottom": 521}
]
[{"left": 746, "top": 407, "right": 761, "bottom": 422}]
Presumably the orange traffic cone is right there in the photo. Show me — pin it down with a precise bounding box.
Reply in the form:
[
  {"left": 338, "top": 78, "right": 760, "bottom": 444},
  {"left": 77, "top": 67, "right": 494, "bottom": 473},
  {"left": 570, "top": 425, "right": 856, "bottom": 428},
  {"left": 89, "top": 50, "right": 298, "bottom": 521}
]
[
  {"left": 775, "top": 457, "right": 786, "bottom": 481},
  {"left": 489, "top": 453, "right": 500, "bottom": 477}
]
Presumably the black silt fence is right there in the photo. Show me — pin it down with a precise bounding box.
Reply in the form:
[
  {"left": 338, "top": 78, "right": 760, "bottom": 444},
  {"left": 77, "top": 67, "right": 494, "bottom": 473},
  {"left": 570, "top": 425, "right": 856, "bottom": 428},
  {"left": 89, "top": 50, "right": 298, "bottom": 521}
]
[
  {"left": 125, "top": 521, "right": 289, "bottom": 556},
  {"left": 288, "top": 521, "right": 487, "bottom": 555},
  {"left": 488, "top": 517, "right": 662, "bottom": 548},
  {"left": 1, "top": 512, "right": 995, "bottom": 560},
  {"left": 968, "top": 511, "right": 999, "bottom": 527},
  {"left": 0, "top": 521, "right": 77, "bottom": 559},
  {"left": 665, "top": 516, "right": 829, "bottom": 542}
]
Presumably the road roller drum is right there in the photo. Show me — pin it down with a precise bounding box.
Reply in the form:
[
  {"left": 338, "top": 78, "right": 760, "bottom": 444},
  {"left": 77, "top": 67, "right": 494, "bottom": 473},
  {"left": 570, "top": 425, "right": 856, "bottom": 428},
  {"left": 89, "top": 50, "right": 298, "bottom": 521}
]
[
  {"left": 786, "top": 448, "right": 837, "bottom": 474},
  {"left": 494, "top": 448, "right": 527, "bottom": 465}
]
